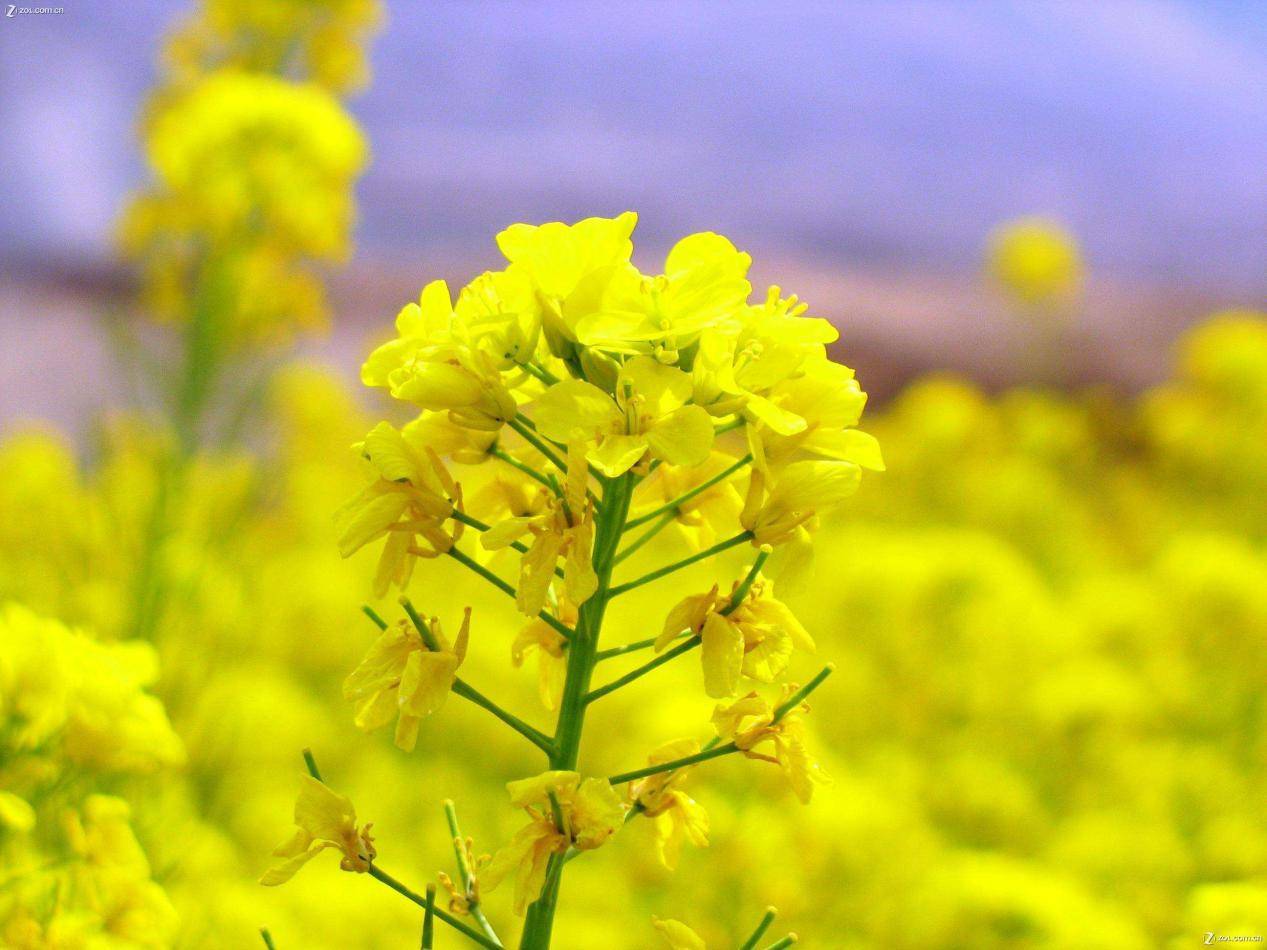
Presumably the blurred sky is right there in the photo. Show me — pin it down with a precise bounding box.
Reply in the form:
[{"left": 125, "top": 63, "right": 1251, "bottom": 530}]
[{"left": 0, "top": 0, "right": 1264, "bottom": 296}]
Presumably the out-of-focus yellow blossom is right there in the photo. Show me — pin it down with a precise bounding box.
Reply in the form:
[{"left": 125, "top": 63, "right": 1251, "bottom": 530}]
[
  {"left": 63, "top": 796, "right": 181, "bottom": 946},
  {"left": 163, "top": 0, "right": 382, "bottom": 93},
  {"left": 481, "top": 443, "right": 597, "bottom": 616},
  {"left": 484, "top": 771, "right": 626, "bottom": 914},
  {"left": 986, "top": 216, "right": 1083, "bottom": 306},
  {"left": 120, "top": 69, "right": 367, "bottom": 343},
  {"left": 0, "top": 604, "right": 184, "bottom": 773},
  {"left": 512, "top": 604, "right": 574, "bottom": 711},
  {"left": 631, "top": 739, "right": 710, "bottom": 869},
  {"left": 261, "top": 777, "right": 376, "bottom": 885},
  {"left": 336, "top": 422, "right": 460, "bottom": 597},
  {"left": 713, "top": 691, "right": 827, "bottom": 804},
  {"left": 653, "top": 916, "right": 707, "bottom": 949},
  {"left": 533, "top": 357, "right": 714, "bottom": 476},
  {"left": 344, "top": 608, "right": 471, "bottom": 750}
]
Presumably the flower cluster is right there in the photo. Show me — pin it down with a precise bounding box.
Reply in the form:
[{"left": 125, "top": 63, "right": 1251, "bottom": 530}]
[
  {"left": 0, "top": 605, "right": 182, "bottom": 946},
  {"left": 302, "top": 213, "right": 879, "bottom": 945}
]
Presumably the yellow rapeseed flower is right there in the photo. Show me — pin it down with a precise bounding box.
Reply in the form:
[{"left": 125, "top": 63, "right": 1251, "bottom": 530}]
[
  {"left": 343, "top": 608, "right": 471, "bottom": 751},
  {"left": 260, "top": 776, "right": 376, "bottom": 885},
  {"left": 631, "top": 739, "right": 710, "bottom": 869}
]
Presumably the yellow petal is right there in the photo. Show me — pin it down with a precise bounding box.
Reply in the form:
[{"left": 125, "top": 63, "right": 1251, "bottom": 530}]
[
  {"left": 655, "top": 589, "right": 717, "bottom": 650},
  {"left": 652, "top": 917, "right": 707, "bottom": 950},
  {"left": 342, "top": 624, "right": 414, "bottom": 702},
  {"left": 336, "top": 491, "right": 409, "bottom": 557},
  {"left": 619, "top": 357, "right": 692, "bottom": 414},
  {"left": 588, "top": 433, "right": 648, "bottom": 477},
  {"left": 259, "top": 841, "right": 329, "bottom": 886},
  {"left": 398, "top": 649, "right": 458, "bottom": 721},
  {"left": 517, "top": 532, "right": 566, "bottom": 617},
  {"left": 700, "top": 613, "right": 744, "bottom": 699},
  {"left": 507, "top": 770, "right": 581, "bottom": 807},
  {"left": 532, "top": 379, "right": 619, "bottom": 444},
  {"left": 570, "top": 778, "right": 626, "bottom": 850},
  {"left": 647, "top": 405, "right": 713, "bottom": 468},
  {"left": 294, "top": 776, "right": 356, "bottom": 841}
]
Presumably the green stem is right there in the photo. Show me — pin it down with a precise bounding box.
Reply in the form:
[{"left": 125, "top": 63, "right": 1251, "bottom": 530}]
[
  {"left": 518, "top": 473, "right": 634, "bottom": 949},
  {"left": 624, "top": 454, "right": 752, "bottom": 530},
  {"left": 444, "top": 547, "right": 573, "bottom": 640},
  {"left": 490, "top": 447, "right": 558, "bottom": 495},
  {"left": 594, "top": 631, "right": 686, "bottom": 662},
  {"left": 302, "top": 748, "right": 322, "bottom": 782},
  {"left": 524, "top": 362, "right": 561, "bottom": 386},
  {"left": 612, "top": 511, "right": 675, "bottom": 565},
  {"left": 369, "top": 866, "right": 499, "bottom": 949},
  {"left": 508, "top": 416, "right": 569, "bottom": 477},
  {"left": 584, "top": 637, "right": 700, "bottom": 705},
  {"left": 259, "top": 929, "right": 277, "bottom": 950},
  {"left": 607, "top": 532, "right": 753, "bottom": 598},
  {"left": 422, "top": 884, "right": 437, "bottom": 950},
  {"left": 763, "top": 937, "right": 798, "bottom": 950},
  {"left": 739, "top": 907, "right": 778, "bottom": 950},
  {"left": 451, "top": 510, "right": 564, "bottom": 578},
  {"left": 398, "top": 598, "right": 554, "bottom": 754},
  {"left": 605, "top": 664, "right": 835, "bottom": 785},
  {"left": 443, "top": 799, "right": 502, "bottom": 946}
]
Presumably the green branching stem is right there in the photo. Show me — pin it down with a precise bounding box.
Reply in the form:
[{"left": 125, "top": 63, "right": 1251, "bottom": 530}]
[
  {"left": 444, "top": 547, "right": 574, "bottom": 641},
  {"left": 490, "top": 446, "right": 558, "bottom": 495},
  {"left": 604, "top": 664, "right": 835, "bottom": 785},
  {"left": 517, "top": 472, "right": 635, "bottom": 949},
  {"left": 624, "top": 453, "right": 752, "bottom": 530},
  {"left": 584, "top": 637, "right": 699, "bottom": 705},
  {"left": 422, "top": 884, "right": 437, "bottom": 950},
  {"left": 442, "top": 800, "right": 502, "bottom": 944},
  {"left": 508, "top": 416, "right": 570, "bottom": 477},
  {"left": 612, "top": 510, "right": 676, "bottom": 565},
  {"left": 607, "top": 532, "right": 753, "bottom": 599},
  {"left": 370, "top": 866, "right": 500, "bottom": 950}
]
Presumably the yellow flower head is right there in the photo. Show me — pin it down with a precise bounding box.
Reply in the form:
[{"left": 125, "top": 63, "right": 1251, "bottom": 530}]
[
  {"left": 631, "top": 739, "right": 711, "bottom": 869},
  {"left": 336, "top": 422, "right": 461, "bottom": 597},
  {"left": 481, "top": 443, "right": 597, "bottom": 616},
  {"left": 512, "top": 602, "right": 575, "bottom": 711},
  {"left": 260, "top": 776, "right": 376, "bottom": 885},
  {"left": 575, "top": 232, "right": 752, "bottom": 362},
  {"left": 712, "top": 689, "right": 828, "bottom": 804},
  {"left": 740, "top": 459, "right": 863, "bottom": 549},
  {"left": 362, "top": 280, "right": 519, "bottom": 431},
  {"left": 343, "top": 608, "right": 471, "bottom": 751},
  {"left": 483, "top": 771, "right": 626, "bottom": 914},
  {"left": 533, "top": 357, "right": 714, "bottom": 476},
  {"left": 655, "top": 573, "right": 813, "bottom": 698}
]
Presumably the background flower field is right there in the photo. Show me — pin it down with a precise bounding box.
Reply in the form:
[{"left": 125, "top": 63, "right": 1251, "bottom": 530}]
[{"left": 2, "top": 2, "right": 1265, "bottom": 947}]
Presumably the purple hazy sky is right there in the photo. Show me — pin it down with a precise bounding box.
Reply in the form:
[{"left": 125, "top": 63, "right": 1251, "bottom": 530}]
[{"left": 1, "top": 0, "right": 1264, "bottom": 295}]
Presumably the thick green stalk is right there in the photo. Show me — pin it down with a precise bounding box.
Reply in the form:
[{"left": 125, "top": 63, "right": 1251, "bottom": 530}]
[{"left": 518, "top": 473, "right": 633, "bottom": 949}]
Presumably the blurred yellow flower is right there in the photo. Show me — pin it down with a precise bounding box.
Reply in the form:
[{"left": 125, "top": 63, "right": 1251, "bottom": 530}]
[
  {"left": 653, "top": 916, "right": 707, "bottom": 949},
  {"left": 986, "top": 216, "right": 1083, "bottom": 306}
]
